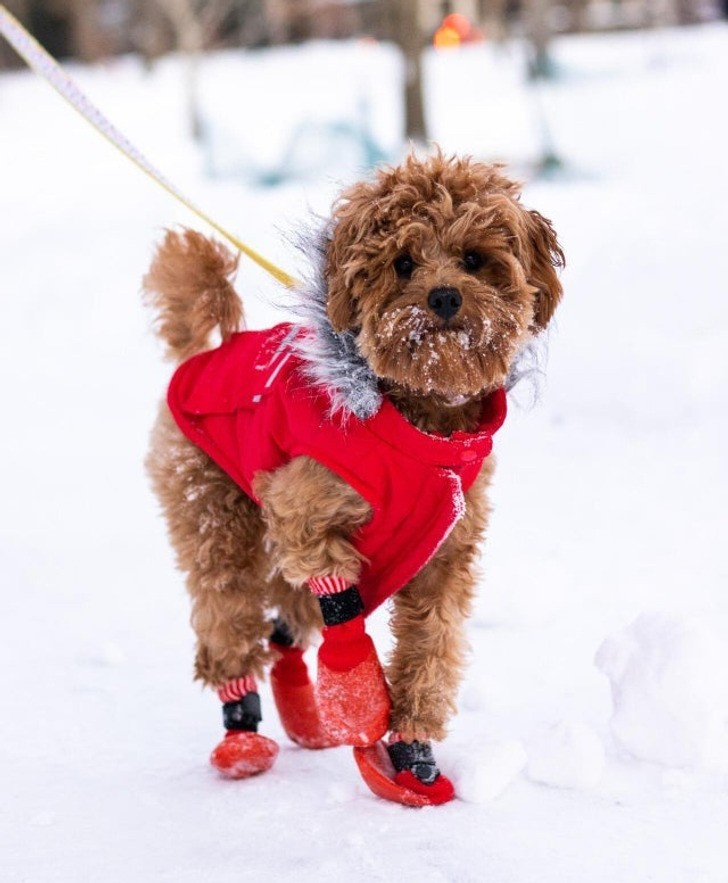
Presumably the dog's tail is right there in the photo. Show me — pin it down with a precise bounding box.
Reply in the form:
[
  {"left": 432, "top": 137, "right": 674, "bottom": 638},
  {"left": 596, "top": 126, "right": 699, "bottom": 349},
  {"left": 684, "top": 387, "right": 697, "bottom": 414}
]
[{"left": 143, "top": 228, "right": 244, "bottom": 362}]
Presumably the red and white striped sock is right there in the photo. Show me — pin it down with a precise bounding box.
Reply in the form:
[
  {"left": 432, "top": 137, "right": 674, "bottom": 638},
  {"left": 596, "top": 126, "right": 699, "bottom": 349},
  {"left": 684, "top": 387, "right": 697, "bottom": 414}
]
[
  {"left": 217, "top": 675, "right": 258, "bottom": 704},
  {"left": 308, "top": 575, "right": 353, "bottom": 596}
]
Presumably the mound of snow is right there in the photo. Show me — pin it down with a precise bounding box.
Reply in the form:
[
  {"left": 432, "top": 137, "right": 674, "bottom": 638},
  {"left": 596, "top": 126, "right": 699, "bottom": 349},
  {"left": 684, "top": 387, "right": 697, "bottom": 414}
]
[
  {"left": 595, "top": 612, "right": 728, "bottom": 770},
  {"left": 447, "top": 740, "right": 528, "bottom": 803},
  {"left": 527, "top": 721, "right": 606, "bottom": 790}
]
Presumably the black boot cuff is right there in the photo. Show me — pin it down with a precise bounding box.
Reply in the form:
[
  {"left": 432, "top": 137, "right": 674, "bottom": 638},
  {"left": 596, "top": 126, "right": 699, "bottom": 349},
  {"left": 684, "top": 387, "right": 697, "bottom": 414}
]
[
  {"left": 222, "top": 692, "right": 262, "bottom": 732},
  {"left": 318, "top": 586, "right": 364, "bottom": 626},
  {"left": 387, "top": 739, "right": 440, "bottom": 785}
]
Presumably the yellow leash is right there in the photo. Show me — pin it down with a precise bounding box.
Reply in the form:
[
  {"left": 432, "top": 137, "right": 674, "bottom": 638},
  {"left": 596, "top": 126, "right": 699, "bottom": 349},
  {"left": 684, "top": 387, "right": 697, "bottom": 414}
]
[{"left": 0, "top": 4, "right": 298, "bottom": 290}]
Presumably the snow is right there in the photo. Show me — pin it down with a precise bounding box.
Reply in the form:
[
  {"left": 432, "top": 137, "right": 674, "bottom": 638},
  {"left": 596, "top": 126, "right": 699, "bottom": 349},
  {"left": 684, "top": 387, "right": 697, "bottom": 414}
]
[
  {"left": 526, "top": 720, "right": 606, "bottom": 790},
  {"left": 596, "top": 612, "right": 728, "bottom": 769},
  {"left": 1, "top": 22, "right": 728, "bottom": 883},
  {"left": 446, "top": 739, "right": 528, "bottom": 803}
]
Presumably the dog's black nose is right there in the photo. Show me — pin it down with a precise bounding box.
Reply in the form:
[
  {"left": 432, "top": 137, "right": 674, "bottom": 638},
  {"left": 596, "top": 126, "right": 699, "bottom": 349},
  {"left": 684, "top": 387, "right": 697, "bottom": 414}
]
[{"left": 427, "top": 287, "right": 462, "bottom": 320}]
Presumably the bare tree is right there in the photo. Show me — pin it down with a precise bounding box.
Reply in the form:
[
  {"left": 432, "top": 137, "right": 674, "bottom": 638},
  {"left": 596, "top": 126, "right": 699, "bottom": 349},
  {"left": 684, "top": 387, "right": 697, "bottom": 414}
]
[
  {"left": 384, "top": 0, "right": 427, "bottom": 143},
  {"left": 523, "top": 0, "right": 554, "bottom": 78},
  {"left": 475, "top": 0, "right": 511, "bottom": 41},
  {"left": 0, "top": 0, "right": 30, "bottom": 68},
  {"left": 152, "top": 0, "right": 242, "bottom": 140}
]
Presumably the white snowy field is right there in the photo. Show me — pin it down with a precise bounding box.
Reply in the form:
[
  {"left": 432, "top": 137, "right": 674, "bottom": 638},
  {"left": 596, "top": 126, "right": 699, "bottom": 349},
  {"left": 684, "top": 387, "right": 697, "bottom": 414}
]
[{"left": 1, "top": 23, "right": 727, "bottom": 883}]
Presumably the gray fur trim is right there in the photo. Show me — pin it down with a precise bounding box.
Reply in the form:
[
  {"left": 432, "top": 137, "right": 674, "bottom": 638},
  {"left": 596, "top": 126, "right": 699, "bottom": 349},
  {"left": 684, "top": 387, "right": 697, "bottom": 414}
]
[
  {"left": 505, "top": 336, "right": 548, "bottom": 407},
  {"left": 287, "top": 225, "right": 382, "bottom": 421}
]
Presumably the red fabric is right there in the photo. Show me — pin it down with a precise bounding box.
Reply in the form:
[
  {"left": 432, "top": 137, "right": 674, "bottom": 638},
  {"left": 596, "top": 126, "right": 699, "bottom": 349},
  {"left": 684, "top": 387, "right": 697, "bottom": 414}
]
[
  {"left": 270, "top": 645, "right": 338, "bottom": 748},
  {"left": 216, "top": 675, "right": 257, "bottom": 703},
  {"left": 353, "top": 743, "right": 434, "bottom": 807},
  {"left": 393, "top": 770, "right": 455, "bottom": 805},
  {"left": 308, "top": 575, "right": 353, "bottom": 596},
  {"left": 318, "top": 616, "right": 372, "bottom": 671},
  {"left": 269, "top": 676, "right": 337, "bottom": 749},
  {"left": 270, "top": 644, "right": 310, "bottom": 688},
  {"left": 315, "top": 648, "right": 390, "bottom": 747},
  {"left": 167, "top": 323, "right": 507, "bottom": 616},
  {"left": 209, "top": 731, "right": 279, "bottom": 779}
]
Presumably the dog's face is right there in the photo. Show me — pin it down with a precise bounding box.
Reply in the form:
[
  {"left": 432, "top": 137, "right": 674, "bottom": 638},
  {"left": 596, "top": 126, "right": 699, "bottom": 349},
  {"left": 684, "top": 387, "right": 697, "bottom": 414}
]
[{"left": 325, "top": 153, "right": 564, "bottom": 401}]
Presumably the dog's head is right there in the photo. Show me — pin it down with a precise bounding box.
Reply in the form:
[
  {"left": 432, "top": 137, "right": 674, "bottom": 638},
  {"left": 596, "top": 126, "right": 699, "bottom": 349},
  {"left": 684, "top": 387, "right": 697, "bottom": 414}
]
[{"left": 324, "top": 152, "right": 563, "bottom": 403}]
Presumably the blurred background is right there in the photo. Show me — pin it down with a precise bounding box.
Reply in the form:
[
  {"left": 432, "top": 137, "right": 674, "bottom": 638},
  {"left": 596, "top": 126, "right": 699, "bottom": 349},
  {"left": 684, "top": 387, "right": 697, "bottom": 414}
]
[
  {"left": 2, "top": 0, "right": 726, "bottom": 177},
  {"left": 1, "top": 3, "right": 727, "bottom": 882}
]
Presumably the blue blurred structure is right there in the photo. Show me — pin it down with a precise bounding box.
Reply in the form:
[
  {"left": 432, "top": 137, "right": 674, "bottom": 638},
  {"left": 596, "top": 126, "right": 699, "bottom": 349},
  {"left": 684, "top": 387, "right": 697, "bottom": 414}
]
[{"left": 203, "top": 96, "right": 389, "bottom": 186}]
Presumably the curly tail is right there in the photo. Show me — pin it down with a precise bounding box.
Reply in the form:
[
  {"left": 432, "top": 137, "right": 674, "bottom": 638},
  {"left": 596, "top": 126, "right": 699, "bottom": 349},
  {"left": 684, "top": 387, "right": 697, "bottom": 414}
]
[{"left": 143, "top": 228, "right": 244, "bottom": 362}]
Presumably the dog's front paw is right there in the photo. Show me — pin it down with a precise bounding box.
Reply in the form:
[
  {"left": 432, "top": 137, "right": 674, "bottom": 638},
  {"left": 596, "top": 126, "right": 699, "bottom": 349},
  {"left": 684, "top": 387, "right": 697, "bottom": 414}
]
[
  {"left": 315, "top": 617, "right": 390, "bottom": 746},
  {"left": 353, "top": 737, "right": 455, "bottom": 806},
  {"left": 386, "top": 737, "right": 455, "bottom": 805}
]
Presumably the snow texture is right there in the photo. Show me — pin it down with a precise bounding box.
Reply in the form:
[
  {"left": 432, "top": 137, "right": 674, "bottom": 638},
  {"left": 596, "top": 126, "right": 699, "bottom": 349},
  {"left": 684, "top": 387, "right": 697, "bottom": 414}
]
[
  {"left": 448, "top": 739, "right": 528, "bottom": 803},
  {"left": 596, "top": 612, "right": 728, "bottom": 770},
  {"left": 1, "top": 22, "right": 728, "bottom": 883},
  {"left": 526, "top": 720, "right": 606, "bottom": 789}
]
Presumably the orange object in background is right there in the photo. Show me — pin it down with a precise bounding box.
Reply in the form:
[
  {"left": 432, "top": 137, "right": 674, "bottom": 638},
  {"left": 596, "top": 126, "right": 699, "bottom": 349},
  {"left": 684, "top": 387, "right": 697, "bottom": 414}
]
[
  {"left": 434, "top": 24, "right": 462, "bottom": 49},
  {"left": 433, "top": 13, "right": 485, "bottom": 50},
  {"left": 443, "top": 13, "right": 473, "bottom": 39}
]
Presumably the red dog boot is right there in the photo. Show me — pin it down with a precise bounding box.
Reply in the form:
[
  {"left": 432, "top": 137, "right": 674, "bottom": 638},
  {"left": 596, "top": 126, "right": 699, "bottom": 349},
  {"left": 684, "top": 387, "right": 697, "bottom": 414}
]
[
  {"left": 309, "top": 578, "right": 390, "bottom": 747},
  {"left": 209, "top": 676, "right": 279, "bottom": 779},
  {"left": 385, "top": 735, "right": 455, "bottom": 805},
  {"left": 269, "top": 620, "right": 338, "bottom": 749}
]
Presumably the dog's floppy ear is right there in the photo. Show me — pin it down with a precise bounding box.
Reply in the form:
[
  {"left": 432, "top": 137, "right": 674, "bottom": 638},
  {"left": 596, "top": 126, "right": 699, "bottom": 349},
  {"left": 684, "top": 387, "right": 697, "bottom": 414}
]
[
  {"left": 523, "top": 209, "right": 565, "bottom": 332},
  {"left": 325, "top": 230, "right": 358, "bottom": 332},
  {"left": 324, "top": 182, "right": 380, "bottom": 333}
]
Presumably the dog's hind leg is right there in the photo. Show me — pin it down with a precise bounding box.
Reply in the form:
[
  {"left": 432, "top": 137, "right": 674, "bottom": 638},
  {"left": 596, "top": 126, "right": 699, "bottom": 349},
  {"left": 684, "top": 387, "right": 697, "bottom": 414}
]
[
  {"left": 265, "top": 581, "right": 338, "bottom": 749},
  {"left": 146, "top": 406, "right": 278, "bottom": 778}
]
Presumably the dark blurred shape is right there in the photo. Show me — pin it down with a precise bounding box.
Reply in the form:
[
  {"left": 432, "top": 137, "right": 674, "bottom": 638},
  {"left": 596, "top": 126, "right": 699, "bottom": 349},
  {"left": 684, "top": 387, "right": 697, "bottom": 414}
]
[
  {"left": 27, "top": 2, "right": 71, "bottom": 59},
  {"left": 2, "top": 0, "right": 722, "bottom": 73},
  {"left": 385, "top": 0, "right": 428, "bottom": 141}
]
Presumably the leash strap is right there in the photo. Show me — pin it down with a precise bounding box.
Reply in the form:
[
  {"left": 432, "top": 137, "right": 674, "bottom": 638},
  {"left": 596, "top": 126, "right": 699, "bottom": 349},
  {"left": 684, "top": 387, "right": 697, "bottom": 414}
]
[{"left": 0, "top": 4, "right": 298, "bottom": 289}]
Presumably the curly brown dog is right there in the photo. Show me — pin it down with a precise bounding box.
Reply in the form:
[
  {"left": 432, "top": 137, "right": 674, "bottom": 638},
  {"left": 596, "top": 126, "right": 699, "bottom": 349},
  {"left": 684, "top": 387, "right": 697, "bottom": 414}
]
[{"left": 143, "top": 151, "right": 563, "bottom": 805}]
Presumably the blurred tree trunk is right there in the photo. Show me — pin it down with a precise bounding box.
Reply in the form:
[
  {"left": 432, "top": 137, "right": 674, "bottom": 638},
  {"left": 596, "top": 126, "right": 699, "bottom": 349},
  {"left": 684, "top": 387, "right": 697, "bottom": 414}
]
[
  {"left": 68, "top": 0, "right": 108, "bottom": 62},
  {"left": 263, "top": 0, "right": 290, "bottom": 43},
  {"left": 522, "top": 0, "right": 562, "bottom": 173},
  {"left": 153, "top": 0, "right": 239, "bottom": 141},
  {"left": 476, "top": 0, "right": 509, "bottom": 41},
  {"left": 524, "top": 0, "right": 553, "bottom": 78},
  {"left": 384, "top": 0, "right": 427, "bottom": 143}
]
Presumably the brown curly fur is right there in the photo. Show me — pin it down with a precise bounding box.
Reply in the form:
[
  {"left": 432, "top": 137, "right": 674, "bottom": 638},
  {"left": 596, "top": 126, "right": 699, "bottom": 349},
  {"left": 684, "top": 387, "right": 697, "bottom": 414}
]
[
  {"left": 143, "top": 228, "right": 243, "bottom": 362},
  {"left": 144, "top": 151, "right": 563, "bottom": 744},
  {"left": 326, "top": 152, "right": 563, "bottom": 405}
]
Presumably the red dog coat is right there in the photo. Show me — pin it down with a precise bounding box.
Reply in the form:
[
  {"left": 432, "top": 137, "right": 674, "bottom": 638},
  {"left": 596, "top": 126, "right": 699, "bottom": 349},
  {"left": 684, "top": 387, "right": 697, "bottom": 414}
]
[{"left": 167, "top": 323, "right": 507, "bottom": 615}]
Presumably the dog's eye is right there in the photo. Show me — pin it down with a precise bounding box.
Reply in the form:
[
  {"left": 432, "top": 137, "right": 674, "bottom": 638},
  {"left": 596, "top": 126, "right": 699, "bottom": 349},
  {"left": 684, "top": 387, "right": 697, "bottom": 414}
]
[
  {"left": 462, "top": 251, "right": 485, "bottom": 272},
  {"left": 393, "top": 254, "right": 415, "bottom": 278}
]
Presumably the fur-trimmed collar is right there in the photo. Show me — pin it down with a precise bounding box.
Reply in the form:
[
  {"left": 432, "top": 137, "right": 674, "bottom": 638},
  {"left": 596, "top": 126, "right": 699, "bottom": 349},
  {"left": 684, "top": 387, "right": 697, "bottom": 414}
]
[{"left": 289, "top": 229, "right": 382, "bottom": 420}]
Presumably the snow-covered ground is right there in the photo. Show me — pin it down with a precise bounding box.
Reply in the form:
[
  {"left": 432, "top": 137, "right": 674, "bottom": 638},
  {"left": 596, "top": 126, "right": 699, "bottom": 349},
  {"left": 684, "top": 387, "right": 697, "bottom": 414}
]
[{"left": 1, "top": 23, "right": 727, "bottom": 883}]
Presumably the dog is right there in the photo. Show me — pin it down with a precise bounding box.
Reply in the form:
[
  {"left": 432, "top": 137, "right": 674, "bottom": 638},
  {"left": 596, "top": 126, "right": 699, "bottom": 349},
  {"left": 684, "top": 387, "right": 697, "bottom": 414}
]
[{"left": 143, "top": 151, "right": 564, "bottom": 805}]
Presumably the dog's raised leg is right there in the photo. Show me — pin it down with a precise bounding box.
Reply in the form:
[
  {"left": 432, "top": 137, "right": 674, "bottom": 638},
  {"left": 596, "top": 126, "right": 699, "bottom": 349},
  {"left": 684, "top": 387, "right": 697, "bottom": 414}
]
[
  {"left": 254, "top": 457, "right": 390, "bottom": 747},
  {"left": 308, "top": 576, "right": 390, "bottom": 746}
]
